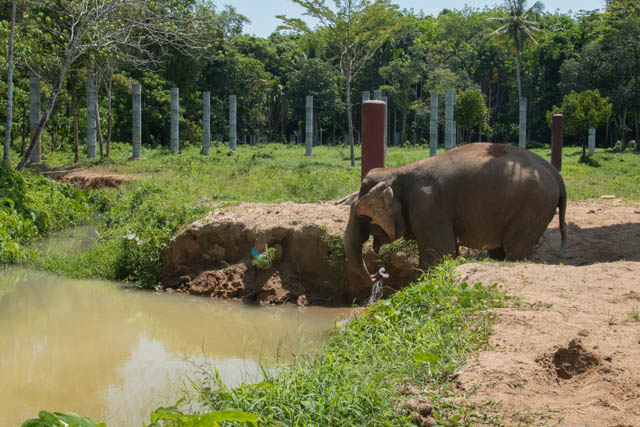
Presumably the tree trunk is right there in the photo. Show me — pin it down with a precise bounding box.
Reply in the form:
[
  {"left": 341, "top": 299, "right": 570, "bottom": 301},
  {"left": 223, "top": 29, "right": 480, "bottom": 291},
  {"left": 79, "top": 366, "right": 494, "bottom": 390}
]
[
  {"left": 400, "top": 111, "right": 408, "bottom": 145},
  {"left": 106, "top": 73, "right": 112, "bottom": 157},
  {"left": 3, "top": 0, "right": 17, "bottom": 167},
  {"left": 21, "top": 108, "right": 26, "bottom": 156},
  {"left": 515, "top": 37, "right": 523, "bottom": 102},
  {"left": 71, "top": 78, "right": 79, "bottom": 163},
  {"left": 17, "top": 55, "right": 72, "bottom": 170}
]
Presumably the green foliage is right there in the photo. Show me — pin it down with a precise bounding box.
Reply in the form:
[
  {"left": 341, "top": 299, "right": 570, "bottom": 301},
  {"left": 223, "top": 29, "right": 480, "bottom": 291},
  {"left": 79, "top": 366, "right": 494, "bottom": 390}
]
[
  {"left": 21, "top": 406, "right": 258, "bottom": 427},
  {"left": 454, "top": 88, "right": 491, "bottom": 140},
  {"left": 0, "top": 168, "right": 94, "bottom": 264},
  {"left": 197, "top": 260, "right": 504, "bottom": 425},
  {"left": 0, "top": 203, "right": 38, "bottom": 263},
  {"left": 144, "top": 403, "right": 259, "bottom": 427},
  {"left": 0, "top": 167, "right": 27, "bottom": 212},
  {"left": 21, "top": 411, "right": 105, "bottom": 427},
  {"left": 548, "top": 90, "right": 612, "bottom": 138},
  {"left": 102, "top": 182, "right": 205, "bottom": 286},
  {"left": 321, "top": 230, "right": 345, "bottom": 269},
  {"left": 251, "top": 247, "right": 277, "bottom": 270}
]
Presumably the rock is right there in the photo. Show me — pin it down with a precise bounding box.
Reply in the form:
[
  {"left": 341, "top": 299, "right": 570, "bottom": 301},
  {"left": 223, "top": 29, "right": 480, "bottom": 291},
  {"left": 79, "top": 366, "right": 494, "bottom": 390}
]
[
  {"left": 600, "top": 195, "right": 616, "bottom": 199},
  {"left": 296, "top": 295, "right": 308, "bottom": 307},
  {"left": 179, "top": 275, "right": 191, "bottom": 284}
]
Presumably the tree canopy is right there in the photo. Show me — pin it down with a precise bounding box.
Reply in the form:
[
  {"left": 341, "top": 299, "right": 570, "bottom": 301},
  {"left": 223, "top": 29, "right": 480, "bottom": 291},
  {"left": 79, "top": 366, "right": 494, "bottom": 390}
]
[{"left": 1, "top": 0, "right": 639, "bottom": 168}]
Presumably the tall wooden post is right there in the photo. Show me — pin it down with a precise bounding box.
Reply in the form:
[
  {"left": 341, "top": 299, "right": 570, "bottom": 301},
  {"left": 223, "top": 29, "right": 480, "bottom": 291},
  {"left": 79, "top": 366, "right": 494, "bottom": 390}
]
[
  {"left": 132, "top": 84, "right": 142, "bottom": 159},
  {"left": 170, "top": 87, "right": 179, "bottom": 153},
  {"left": 229, "top": 95, "right": 237, "bottom": 152},
  {"left": 29, "top": 71, "right": 41, "bottom": 163},
  {"left": 86, "top": 78, "right": 96, "bottom": 159},
  {"left": 429, "top": 92, "right": 438, "bottom": 157},
  {"left": 202, "top": 91, "right": 211, "bottom": 155},
  {"left": 305, "top": 95, "right": 313, "bottom": 156}
]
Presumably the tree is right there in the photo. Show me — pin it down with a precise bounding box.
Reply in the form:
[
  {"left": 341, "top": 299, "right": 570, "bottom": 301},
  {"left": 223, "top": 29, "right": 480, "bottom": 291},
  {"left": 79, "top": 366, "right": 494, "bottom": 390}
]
[
  {"left": 3, "top": 0, "right": 17, "bottom": 167},
  {"left": 279, "top": 0, "right": 399, "bottom": 166},
  {"left": 488, "top": 0, "right": 544, "bottom": 101},
  {"left": 454, "top": 88, "right": 490, "bottom": 142},
  {"left": 548, "top": 89, "right": 612, "bottom": 157},
  {"left": 379, "top": 55, "right": 420, "bottom": 145},
  {"left": 286, "top": 58, "right": 339, "bottom": 142},
  {"left": 16, "top": 0, "right": 210, "bottom": 170}
]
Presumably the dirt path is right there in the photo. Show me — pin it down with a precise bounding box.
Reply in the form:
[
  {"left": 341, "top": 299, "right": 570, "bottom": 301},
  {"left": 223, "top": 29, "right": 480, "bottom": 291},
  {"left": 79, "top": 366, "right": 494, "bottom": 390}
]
[{"left": 455, "top": 200, "right": 640, "bottom": 426}]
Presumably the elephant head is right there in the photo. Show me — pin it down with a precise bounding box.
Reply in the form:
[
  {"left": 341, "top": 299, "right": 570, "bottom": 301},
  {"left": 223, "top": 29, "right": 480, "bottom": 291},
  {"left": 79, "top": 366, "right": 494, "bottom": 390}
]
[{"left": 344, "top": 174, "right": 408, "bottom": 298}]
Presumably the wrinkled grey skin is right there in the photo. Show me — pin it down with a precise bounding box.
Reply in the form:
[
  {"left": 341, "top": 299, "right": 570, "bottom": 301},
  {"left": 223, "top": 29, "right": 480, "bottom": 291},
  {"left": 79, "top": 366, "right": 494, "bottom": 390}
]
[{"left": 344, "top": 143, "right": 567, "bottom": 299}]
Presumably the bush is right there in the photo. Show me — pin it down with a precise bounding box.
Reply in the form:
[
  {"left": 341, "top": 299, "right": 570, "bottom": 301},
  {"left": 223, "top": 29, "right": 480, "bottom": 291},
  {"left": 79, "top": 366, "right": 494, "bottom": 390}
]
[
  {"left": 0, "top": 203, "right": 38, "bottom": 263},
  {"left": 102, "top": 183, "right": 205, "bottom": 286},
  {"left": 0, "top": 167, "right": 96, "bottom": 265}
]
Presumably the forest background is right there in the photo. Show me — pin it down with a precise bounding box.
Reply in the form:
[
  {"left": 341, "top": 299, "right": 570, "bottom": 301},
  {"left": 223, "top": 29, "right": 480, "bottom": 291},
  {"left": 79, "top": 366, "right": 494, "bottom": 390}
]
[{"left": 1, "top": 0, "right": 639, "bottom": 167}]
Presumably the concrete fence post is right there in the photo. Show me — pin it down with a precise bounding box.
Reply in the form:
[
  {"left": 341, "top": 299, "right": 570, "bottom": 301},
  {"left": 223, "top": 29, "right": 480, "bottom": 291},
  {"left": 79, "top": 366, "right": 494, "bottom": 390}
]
[
  {"left": 132, "top": 84, "right": 142, "bottom": 159},
  {"left": 445, "top": 89, "right": 454, "bottom": 151},
  {"left": 202, "top": 91, "right": 211, "bottom": 155},
  {"left": 588, "top": 127, "right": 596, "bottom": 155},
  {"left": 361, "top": 100, "right": 386, "bottom": 180},
  {"left": 429, "top": 92, "right": 438, "bottom": 157},
  {"left": 86, "top": 78, "right": 96, "bottom": 159},
  {"left": 305, "top": 95, "right": 313, "bottom": 156},
  {"left": 519, "top": 98, "right": 527, "bottom": 148},
  {"left": 551, "top": 114, "right": 563, "bottom": 171},
  {"left": 170, "top": 87, "right": 179, "bottom": 153},
  {"left": 29, "top": 71, "right": 41, "bottom": 163},
  {"left": 229, "top": 95, "right": 237, "bottom": 152}
]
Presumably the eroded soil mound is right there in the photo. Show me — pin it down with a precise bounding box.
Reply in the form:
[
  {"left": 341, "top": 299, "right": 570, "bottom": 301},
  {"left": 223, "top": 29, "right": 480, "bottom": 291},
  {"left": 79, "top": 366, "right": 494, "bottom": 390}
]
[
  {"left": 161, "top": 202, "right": 417, "bottom": 305},
  {"left": 455, "top": 200, "right": 640, "bottom": 425},
  {"left": 40, "top": 168, "right": 134, "bottom": 189}
]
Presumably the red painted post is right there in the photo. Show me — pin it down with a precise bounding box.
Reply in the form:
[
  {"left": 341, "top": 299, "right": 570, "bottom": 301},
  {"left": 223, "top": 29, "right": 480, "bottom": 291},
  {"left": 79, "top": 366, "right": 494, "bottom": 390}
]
[
  {"left": 551, "top": 114, "right": 563, "bottom": 171},
  {"left": 361, "top": 100, "right": 386, "bottom": 180}
]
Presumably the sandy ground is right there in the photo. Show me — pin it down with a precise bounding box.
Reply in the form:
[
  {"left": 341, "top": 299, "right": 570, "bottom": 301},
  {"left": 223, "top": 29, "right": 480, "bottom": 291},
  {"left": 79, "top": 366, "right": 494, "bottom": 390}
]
[{"left": 455, "top": 199, "right": 640, "bottom": 426}]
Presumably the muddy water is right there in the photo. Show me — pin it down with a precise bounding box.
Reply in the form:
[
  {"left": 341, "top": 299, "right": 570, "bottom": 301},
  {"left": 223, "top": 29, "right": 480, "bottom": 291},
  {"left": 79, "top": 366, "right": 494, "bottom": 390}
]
[{"left": 0, "top": 268, "right": 346, "bottom": 426}]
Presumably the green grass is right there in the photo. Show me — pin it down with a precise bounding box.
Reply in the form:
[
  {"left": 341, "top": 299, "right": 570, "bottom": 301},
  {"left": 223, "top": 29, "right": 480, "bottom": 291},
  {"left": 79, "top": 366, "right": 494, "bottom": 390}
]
[
  {"left": 529, "top": 147, "right": 640, "bottom": 200},
  {"left": 194, "top": 260, "right": 504, "bottom": 426}
]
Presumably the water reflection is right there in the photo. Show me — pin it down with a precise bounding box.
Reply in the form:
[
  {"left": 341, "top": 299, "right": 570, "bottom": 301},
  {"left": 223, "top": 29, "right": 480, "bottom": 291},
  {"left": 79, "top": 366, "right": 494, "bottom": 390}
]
[{"left": 0, "top": 268, "right": 345, "bottom": 426}]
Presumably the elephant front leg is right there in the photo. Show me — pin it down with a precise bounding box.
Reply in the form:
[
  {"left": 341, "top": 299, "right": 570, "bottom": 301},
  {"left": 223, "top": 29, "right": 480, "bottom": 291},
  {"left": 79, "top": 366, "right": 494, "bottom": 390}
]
[{"left": 415, "top": 222, "right": 458, "bottom": 272}]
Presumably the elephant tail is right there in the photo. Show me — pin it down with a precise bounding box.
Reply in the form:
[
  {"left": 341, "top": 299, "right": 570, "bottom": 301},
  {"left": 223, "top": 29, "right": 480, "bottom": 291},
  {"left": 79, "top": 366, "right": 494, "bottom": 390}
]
[{"left": 558, "top": 183, "right": 567, "bottom": 251}]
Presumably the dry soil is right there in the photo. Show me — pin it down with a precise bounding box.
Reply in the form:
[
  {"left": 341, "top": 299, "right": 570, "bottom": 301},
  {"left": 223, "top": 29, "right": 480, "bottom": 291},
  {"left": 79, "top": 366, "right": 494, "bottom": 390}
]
[{"left": 455, "top": 199, "right": 640, "bottom": 426}]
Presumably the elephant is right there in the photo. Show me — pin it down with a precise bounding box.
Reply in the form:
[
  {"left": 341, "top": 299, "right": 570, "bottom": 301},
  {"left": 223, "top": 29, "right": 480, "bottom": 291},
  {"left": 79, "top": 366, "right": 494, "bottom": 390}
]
[{"left": 344, "top": 142, "right": 567, "bottom": 299}]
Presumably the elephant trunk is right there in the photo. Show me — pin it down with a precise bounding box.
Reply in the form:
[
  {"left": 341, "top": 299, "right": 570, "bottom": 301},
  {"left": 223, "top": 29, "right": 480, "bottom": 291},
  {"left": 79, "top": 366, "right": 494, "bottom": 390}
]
[{"left": 344, "top": 206, "right": 371, "bottom": 300}]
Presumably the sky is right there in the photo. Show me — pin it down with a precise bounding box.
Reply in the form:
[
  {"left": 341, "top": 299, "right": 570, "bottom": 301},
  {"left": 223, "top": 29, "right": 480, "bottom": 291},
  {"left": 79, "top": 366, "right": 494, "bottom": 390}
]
[{"left": 227, "top": 0, "right": 606, "bottom": 38}]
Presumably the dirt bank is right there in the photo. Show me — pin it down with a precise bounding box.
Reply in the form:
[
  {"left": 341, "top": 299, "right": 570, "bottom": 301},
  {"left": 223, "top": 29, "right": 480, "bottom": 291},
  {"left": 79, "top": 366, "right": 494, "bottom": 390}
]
[
  {"left": 160, "top": 202, "right": 417, "bottom": 305},
  {"left": 39, "top": 168, "right": 134, "bottom": 189},
  {"left": 454, "top": 200, "right": 640, "bottom": 425}
]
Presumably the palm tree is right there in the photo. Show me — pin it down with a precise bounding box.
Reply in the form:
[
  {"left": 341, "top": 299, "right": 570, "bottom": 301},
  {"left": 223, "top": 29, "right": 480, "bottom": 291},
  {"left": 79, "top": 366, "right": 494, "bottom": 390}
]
[{"left": 488, "top": 0, "right": 544, "bottom": 101}]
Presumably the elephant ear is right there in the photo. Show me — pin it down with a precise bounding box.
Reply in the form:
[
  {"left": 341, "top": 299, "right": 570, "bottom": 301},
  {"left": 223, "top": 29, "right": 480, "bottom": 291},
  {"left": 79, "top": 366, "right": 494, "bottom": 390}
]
[{"left": 355, "top": 182, "right": 396, "bottom": 240}]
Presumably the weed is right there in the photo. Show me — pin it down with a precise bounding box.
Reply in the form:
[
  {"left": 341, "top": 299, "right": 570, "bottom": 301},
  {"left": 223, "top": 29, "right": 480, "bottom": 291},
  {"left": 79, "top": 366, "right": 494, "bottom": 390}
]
[
  {"left": 251, "top": 247, "right": 277, "bottom": 270},
  {"left": 629, "top": 307, "right": 640, "bottom": 322}
]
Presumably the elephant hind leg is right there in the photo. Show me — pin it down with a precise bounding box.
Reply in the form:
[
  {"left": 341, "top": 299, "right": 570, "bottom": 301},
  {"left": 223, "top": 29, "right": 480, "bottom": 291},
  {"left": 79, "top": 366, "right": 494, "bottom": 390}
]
[
  {"left": 488, "top": 247, "right": 506, "bottom": 260},
  {"left": 502, "top": 219, "right": 548, "bottom": 261}
]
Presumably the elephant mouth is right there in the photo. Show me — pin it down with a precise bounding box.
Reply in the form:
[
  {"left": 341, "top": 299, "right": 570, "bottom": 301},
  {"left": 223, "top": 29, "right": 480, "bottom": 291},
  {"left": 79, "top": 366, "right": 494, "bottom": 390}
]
[{"left": 373, "top": 238, "right": 382, "bottom": 254}]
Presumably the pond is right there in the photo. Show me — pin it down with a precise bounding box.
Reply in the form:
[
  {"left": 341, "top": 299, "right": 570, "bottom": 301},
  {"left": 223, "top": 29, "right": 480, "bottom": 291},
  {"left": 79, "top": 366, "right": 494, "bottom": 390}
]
[{"left": 0, "top": 227, "right": 347, "bottom": 425}]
